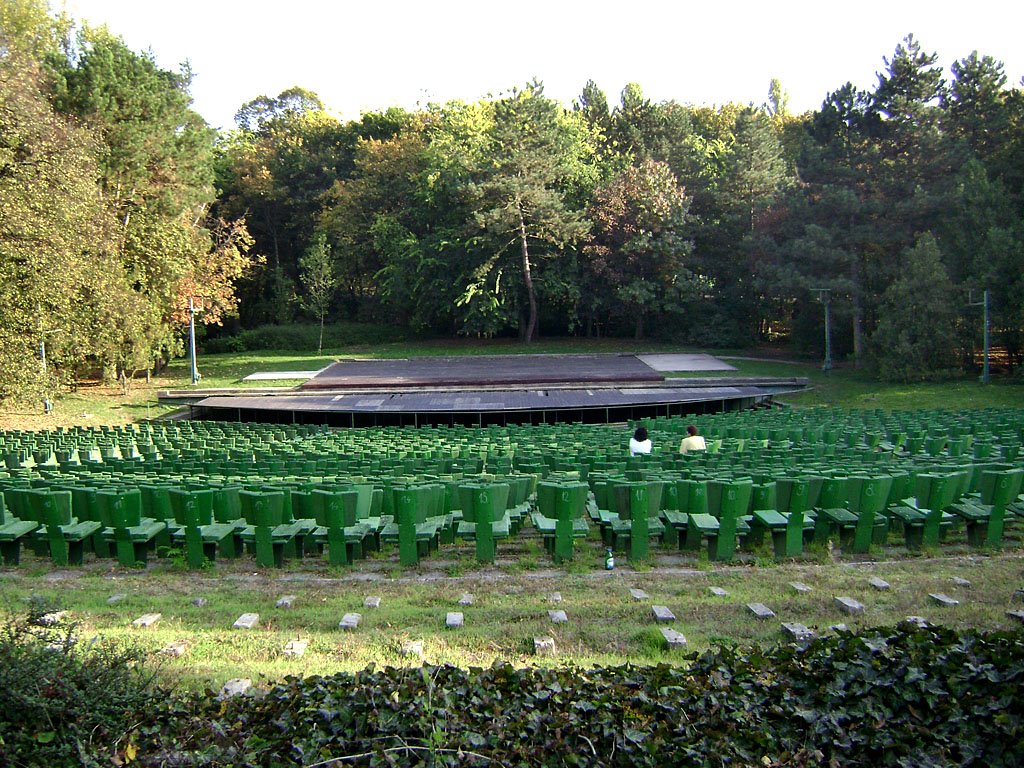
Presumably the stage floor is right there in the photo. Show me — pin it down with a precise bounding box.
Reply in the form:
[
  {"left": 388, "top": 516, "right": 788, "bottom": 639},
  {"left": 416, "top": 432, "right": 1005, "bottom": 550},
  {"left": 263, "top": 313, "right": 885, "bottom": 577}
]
[{"left": 298, "top": 353, "right": 663, "bottom": 390}]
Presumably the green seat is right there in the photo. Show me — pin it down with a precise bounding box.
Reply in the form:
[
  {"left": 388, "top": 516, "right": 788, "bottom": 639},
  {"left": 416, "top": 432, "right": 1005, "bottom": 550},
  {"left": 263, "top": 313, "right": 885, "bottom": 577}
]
[
  {"left": 26, "top": 488, "right": 101, "bottom": 566},
  {"left": 532, "top": 481, "right": 589, "bottom": 563},
  {"left": 949, "top": 469, "right": 1024, "bottom": 548},
  {"left": 0, "top": 494, "right": 39, "bottom": 565},
  {"left": 309, "top": 487, "right": 364, "bottom": 565},
  {"left": 168, "top": 487, "right": 237, "bottom": 568},
  {"left": 456, "top": 482, "right": 510, "bottom": 564},
  {"left": 891, "top": 473, "right": 958, "bottom": 550},
  {"left": 97, "top": 488, "right": 167, "bottom": 566},
  {"left": 239, "top": 490, "right": 293, "bottom": 567}
]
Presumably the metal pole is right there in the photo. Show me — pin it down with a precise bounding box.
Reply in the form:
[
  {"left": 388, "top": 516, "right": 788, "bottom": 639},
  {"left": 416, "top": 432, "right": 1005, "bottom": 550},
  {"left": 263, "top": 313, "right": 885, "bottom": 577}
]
[
  {"left": 822, "top": 296, "right": 833, "bottom": 372},
  {"left": 188, "top": 297, "right": 200, "bottom": 385},
  {"left": 982, "top": 289, "right": 990, "bottom": 384},
  {"left": 813, "top": 288, "right": 833, "bottom": 372}
]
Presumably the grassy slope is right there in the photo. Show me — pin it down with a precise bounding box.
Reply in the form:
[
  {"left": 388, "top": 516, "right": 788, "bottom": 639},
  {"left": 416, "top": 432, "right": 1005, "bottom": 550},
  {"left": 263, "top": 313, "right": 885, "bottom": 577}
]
[{"left": 4, "top": 537, "right": 1021, "bottom": 690}]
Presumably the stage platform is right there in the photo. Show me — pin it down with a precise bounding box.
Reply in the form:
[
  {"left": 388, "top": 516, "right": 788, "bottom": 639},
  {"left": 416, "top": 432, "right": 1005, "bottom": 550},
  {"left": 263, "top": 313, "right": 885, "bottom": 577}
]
[
  {"left": 298, "top": 353, "right": 663, "bottom": 389},
  {"left": 160, "top": 352, "right": 808, "bottom": 426}
]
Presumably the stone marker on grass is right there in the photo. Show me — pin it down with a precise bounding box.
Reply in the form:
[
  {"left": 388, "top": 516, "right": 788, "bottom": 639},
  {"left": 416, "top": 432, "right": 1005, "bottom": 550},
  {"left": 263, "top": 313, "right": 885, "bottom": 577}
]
[
  {"left": 834, "top": 597, "right": 865, "bottom": 615},
  {"left": 39, "top": 611, "right": 68, "bottom": 626},
  {"left": 364, "top": 596, "right": 381, "bottom": 609},
  {"left": 929, "top": 593, "right": 959, "bottom": 607},
  {"left": 950, "top": 577, "right": 971, "bottom": 588},
  {"left": 1006, "top": 610, "right": 1024, "bottom": 624},
  {"left": 868, "top": 577, "right": 891, "bottom": 591},
  {"left": 132, "top": 613, "right": 161, "bottom": 628},
  {"left": 789, "top": 582, "right": 812, "bottom": 594},
  {"left": 191, "top": 597, "right": 207, "bottom": 608},
  {"left": 782, "top": 622, "right": 816, "bottom": 642},
  {"left": 652, "top": 605, "right": 676, "bottom": 623},
  {"left": 629, "top": 588, "right": 650, "bottom": 601},
  {"left": 401, "top": 640, "right": 425, "bottom": 660},
  {"left": 709, "top": 587, "right": 728, "bottom": 597},
  {"left": 107, "top": 593, "right": 126, "bottom": 606},
  {"left": 446, "top": 612, "right": 464, "bottom": 629},
  {"left": 748, "top": 603, "right": 776, "bottom": 620},
  {"left": 534, "top": 636, "right": 556, "bottom": 657},
  {"left": 548, "top": 610, "right": 568, "bottom": 624},
  {"left": 275, "top": 595, "right": 296, "bottom": 609},
  {"left": 283, "top": 639, "right": 308, "bottom": 658},
  {"left": 220, "top": 679, "right": 252, "bottom": 698},
  {"left": 905, "top": 616, "right": 929, "bottom": 628},
  {"left": 660, "top": 627, "right": 687, "bottom": 649},
  {"left": 549, "top": 592, "right": 562, "bottom": 604},
  {"left": 339, "top": 613, "right": 362, "bottom": 631},
  {"left": 161, "top": 641, "right": 187, "bottom": 657},
  {"left": 458, "top": 593, "right": 473, "bottom": 606},
  {"left": 233, "top": 613, "right": 259, "bottom": 630}
]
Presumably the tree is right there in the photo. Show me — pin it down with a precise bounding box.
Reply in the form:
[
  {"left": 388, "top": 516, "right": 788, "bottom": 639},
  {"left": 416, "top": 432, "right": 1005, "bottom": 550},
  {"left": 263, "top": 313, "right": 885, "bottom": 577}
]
[
  {"left": 871, "top": 233, "right": 960, "bottom": 382},
  {"left": 0, "top": 53, "right": 125, "bottom": 400},
  {"left": 470, "top": 82, "right": 592, "bottom": 341},
  {"left": 298, "top": 233, "right": 337, "bottom": 353},
  {"left": 583, "top": 160, "right": 694, "bottom": 338}
]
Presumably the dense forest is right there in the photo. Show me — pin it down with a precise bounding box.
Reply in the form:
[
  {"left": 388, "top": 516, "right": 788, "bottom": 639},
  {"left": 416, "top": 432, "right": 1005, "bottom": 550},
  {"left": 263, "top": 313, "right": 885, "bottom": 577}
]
[{"left": 2, "top": 0, "right": 1023, "bottom": 402}]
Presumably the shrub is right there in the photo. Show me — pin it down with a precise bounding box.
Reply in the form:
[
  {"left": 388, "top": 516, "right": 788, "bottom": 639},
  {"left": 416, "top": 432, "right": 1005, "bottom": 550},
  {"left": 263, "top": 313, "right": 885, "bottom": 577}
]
[
  {"left": 133, "top": 623, "right": 1024, "bottom": 767},
  {"left": 0, "top": 601, "right": 164, "bottom": 768},
  {"left": 202, "top": 322, "right": 410, "bottom": 353}
]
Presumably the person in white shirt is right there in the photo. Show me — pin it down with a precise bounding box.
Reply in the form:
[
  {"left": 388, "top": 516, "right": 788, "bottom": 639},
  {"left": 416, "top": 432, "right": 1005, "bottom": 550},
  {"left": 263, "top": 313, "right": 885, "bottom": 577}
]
[
  {"left": 629, "top": 426, "right": 652, "bottom": 456},
  {"left": 679, "top": 424, "right": 707, "bottom": 454}
]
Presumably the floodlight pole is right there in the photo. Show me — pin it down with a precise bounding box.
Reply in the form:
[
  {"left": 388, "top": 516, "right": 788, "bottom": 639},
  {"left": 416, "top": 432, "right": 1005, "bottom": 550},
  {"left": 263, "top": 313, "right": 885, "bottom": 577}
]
[
  {"left": 188, "top": 297, "right": 201, "bottom": 386},
  {"left": 813, "top": 288, "right": 833, "bottom": 372}
]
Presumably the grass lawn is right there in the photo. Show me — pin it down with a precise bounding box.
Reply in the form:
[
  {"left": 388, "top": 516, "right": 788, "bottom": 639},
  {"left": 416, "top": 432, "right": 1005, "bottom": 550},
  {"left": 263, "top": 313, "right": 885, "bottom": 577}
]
[{"left": 4, "top": 528, "right": 1023, "bottom": 690}]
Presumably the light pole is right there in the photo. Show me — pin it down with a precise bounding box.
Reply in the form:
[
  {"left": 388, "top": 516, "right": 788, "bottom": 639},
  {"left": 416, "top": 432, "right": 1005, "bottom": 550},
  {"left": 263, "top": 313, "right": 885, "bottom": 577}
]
[
  {"left": 967, "top": 289, "right": 990, "bottom": 384},
  {"left": 813, "top": 288, "right": 833, "bottom": 372},
  {"left": 188, "top": 297, "right": 203, "bottom": 385}
]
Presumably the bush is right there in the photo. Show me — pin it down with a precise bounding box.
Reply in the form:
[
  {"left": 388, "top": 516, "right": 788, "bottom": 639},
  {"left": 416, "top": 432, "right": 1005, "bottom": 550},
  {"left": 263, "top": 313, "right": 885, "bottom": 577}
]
[
  {"left": 202, "top": 322, "right": 410, "bottom": 354},
  {"left": 0, "top": 601, "right": 164, "bottom": 768}
]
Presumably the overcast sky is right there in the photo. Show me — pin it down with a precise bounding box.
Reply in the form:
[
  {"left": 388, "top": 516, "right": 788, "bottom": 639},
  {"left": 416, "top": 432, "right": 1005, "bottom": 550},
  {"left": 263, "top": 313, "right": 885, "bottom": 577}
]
[{"left": 65, "top": 0, "right": 1024, "bottom": 131}]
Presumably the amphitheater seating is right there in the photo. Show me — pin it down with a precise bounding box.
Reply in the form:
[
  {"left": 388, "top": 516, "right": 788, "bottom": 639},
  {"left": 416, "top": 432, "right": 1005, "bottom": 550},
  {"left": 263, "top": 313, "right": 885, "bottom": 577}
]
[{"left": 0, "top": 407, "right": 1020, "bottom": 569}]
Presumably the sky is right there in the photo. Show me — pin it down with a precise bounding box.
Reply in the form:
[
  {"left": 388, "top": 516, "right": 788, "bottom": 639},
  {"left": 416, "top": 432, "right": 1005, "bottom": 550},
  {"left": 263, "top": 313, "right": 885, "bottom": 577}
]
[{"left": 64, "top": 0, "right": 1024, "bottom": 132}]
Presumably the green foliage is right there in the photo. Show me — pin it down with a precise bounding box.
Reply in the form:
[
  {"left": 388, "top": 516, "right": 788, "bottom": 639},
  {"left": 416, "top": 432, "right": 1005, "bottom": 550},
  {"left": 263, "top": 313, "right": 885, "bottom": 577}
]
[
  {"left": 0, "top": 601, "right": 163, "bottom": 768},
  {"left": 872, "top": 233, "right": 962, "bottom": 382},
  {"left": 131, "top": 625, "right": 1024, "bottom": 766},
  {"left": 203, "top": 322, "right": 409, "bottom": 354}
]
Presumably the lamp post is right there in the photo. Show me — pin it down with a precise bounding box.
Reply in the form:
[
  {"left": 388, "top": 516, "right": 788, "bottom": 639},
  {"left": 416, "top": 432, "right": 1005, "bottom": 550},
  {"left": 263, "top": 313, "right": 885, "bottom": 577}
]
[
  {"left": 967, "top": 289, "right": 990, "bottom": 384},
  {"left": 813, "top": 288, "right": 833, "bottom": 372},
  {"left": 188, "top": 297, "right": 203, "bottom": 386}
]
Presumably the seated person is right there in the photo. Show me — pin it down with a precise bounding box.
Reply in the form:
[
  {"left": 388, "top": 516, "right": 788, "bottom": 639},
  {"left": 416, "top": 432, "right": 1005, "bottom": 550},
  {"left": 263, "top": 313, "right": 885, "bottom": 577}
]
[
  {"left": 629, "top": 426, "right": 652, "bottom": 456},
  {"left": 679, "top": 425, "right": 707, "bottom": 454}
]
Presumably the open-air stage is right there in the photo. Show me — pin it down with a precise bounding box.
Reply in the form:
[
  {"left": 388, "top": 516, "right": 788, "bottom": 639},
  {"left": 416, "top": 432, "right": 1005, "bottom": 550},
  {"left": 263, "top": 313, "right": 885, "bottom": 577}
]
[{"left": 162, "top": 353, "right": 809, "bottom": 426}]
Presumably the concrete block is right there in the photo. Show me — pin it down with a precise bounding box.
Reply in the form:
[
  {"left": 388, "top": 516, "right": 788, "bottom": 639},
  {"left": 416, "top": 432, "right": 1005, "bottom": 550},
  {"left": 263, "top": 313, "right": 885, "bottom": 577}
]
[
  {"left": 708, "top": 587, "right": 729, "bottom": 597},
  {"left": 446, "top": 612, "right": 464, "bottom": 629},
  {"left": 661, "top": 627, "right": 687, "bottom": 649},
  {"left": 339, "top": 612, "right": 362, "bottom": 630},
  {"left": 929, "top": 593, "right": 959, "bottom": 607},
  {"left": 275, "top": 595, "right": 296, "bottom": 609},
  {"left": 534, "top": 636, "right": 556, "bottom": 656},
  {"left": 652, "top": 605, "right": 676, "bottom": 622},
  {"left": 219, "top": 679, "right": 252, "bottom": 698},
  {"left": 548, "top": 609, "right": 568, "bottom": 624},
  {"left": 233, "top": 612, "right": 259, "bottom": 630},
  {"left": 789, "top": 582, "right": 812, "bottom": 594},
  {"left": 868, "top": 577, "right": 890, "bottom": 591},
  {"left": 283, "top": 639, "right": 308, "bottom": 658},
  {"left": 747, "top": 602, "right": 776, "bottom": 620},
  {"left": 781, "top": 622, "right": 815, "bottom": 642},
  {"left": 834, "top": 597, "right": 865, "bottom": 615},
  {"left": 364, "top": 596, "right": 381, "bottom": 609},
  {"left": 132, "top": 613, "right": 161, "bottom": 628},
  {"left": 629, "top": 588, "right": 650, "bottom": 601}
]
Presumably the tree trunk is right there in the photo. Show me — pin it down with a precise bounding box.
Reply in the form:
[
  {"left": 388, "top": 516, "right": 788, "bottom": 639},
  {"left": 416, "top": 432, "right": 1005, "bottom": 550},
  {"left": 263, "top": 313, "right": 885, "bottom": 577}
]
[
  {"left": 634, "top": 313, "right": 644, "bottom": 340},
  {"left": 518, "top": 206, "right": 538, "bottom": 343},
  {"left": 318, "top": 313, "right": 325, "bottom": 354}
]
